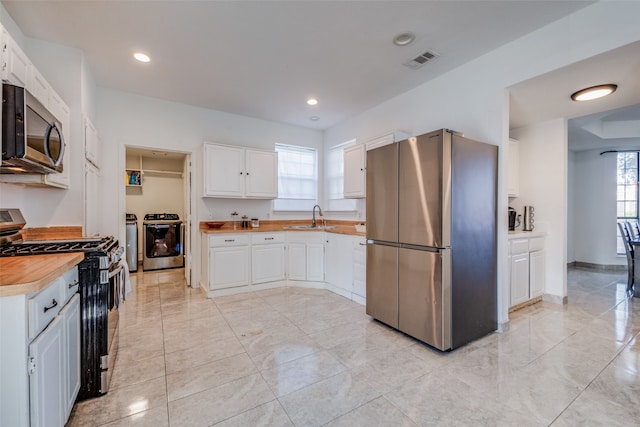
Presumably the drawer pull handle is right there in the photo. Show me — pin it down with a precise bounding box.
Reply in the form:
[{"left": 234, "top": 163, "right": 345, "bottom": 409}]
[
  {"left": 359, "top": 243, "right": 366, "bottom": 246},
  {"left": 224, "top": 239, "right": 235, "bottom": 242},
  {"left": 68, "top": 280, "right": 79, "bottom": 289},
  {"left": 265, "top": 237, "right": 274, "bottom": 240},
  {"left": 44, "top": 299, "right": 58, "bottom": 313}
]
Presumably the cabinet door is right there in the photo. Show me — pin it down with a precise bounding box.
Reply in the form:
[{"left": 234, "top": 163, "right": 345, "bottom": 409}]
[
  {"left": 252, "top": 244, "right": 285, "bottom": 284},
  {"left": 28, "top": 66, "right": 49, "bottom": 108},
  {"left": 510, "top": 252, "right": 530, "bottom": 306},
  {"left": 203, "top": 144, "right": 245, "bottom": 197},
  {"left": 529, "top": 250, "right": 545, "bottom": 298},
  {"left": 344, "top": 144, "right": 366, "bottom": 198},
  {"left": 84, "top": 117, "right": 100, "bottom": 169},
  {"left": 325, "top": 234, "right": 353, "bottom": 293},
  {"left": 85, "top": 162, "right": 101, "bottom": 236},
  {"left": 352, "top": 237, "right": 367, "bottom": 298},
  {"left": 306, "top": 243, "right": 325, "bottom": 281},
  {"left": 29, "top": 316, "right": 64, "bottom": 427},
  {"left": 60, "top": 294, "right": 80, "bottom": 420},
  {"left": 210, "top": 246, "right": 250, "bottom": 289},
  {"left": 245, "top": 149, "right": 278, "bottom": 198},
  {"left": 287, "top": 243, "right": 306, "bottom": 280},
  {"left": 507, "top": 139, "right": 519, "bottom": 197},
  {"left": 2, "top": 30, "right": 29, "bottom": 87}
]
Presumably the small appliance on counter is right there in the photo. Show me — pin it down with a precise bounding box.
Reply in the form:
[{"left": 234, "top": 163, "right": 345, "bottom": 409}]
[
  {"left": 508, "top": 207, "right": 521, "bottom": 231},
  {"left": 523, "top": 205, "right": 535, "bottom": 231}
]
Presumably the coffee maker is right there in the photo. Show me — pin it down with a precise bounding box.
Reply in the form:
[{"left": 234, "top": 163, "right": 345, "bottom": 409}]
[{"left": 508, "top": 207, "right": 521, "bottom": 231}]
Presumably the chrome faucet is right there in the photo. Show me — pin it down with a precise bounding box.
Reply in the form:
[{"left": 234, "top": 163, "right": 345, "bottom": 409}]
[{"left": 311, "top": 204, "right": 324, "bottom": 228}]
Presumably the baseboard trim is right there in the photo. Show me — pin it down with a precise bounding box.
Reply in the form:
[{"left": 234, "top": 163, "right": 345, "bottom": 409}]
[
  {"left": 567, "top": 261, "right": 627, "bottom": 271},
  {"left": 542, "top": 293, "right": 568, "bottom": 305}
]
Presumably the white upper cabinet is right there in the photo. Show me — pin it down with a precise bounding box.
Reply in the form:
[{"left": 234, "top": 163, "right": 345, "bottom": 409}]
[
  {"left": 343, "top": 144, "right": 366, "bottom": 198},
  {"left": 84, "top": 117, "right": 100, "bottom": 169},
  {"left": 203, "top": 142, "right": 277, "bottom": 198},
  {"left": 28, "top": 66, "right": 49, "bottom": 107},
  {"left": 508, "top": 138, "right": 519, "bottom": 197},
  {"left": 1, "top": 28, "right": 29, "bottom": 87}
]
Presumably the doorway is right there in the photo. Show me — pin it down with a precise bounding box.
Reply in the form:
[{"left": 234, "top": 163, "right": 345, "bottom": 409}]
[{"left": 125, "top": 147, "right": 192, "bottom": 285}]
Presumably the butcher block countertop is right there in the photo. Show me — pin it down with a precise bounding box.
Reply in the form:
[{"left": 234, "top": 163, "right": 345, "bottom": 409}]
[
  {"left": 200, "top": 219, "right": 366, "bottom": 237},
  {"left": 0, "top": 253, "right": 84, "bottom": 297},
  {"left": 0, "top": 252, "right": 84, "bottom": 297}
]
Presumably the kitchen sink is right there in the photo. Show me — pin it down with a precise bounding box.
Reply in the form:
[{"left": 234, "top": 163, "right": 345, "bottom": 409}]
[{"left": 283, "top": 225, "right": 336, "bottom": 230}]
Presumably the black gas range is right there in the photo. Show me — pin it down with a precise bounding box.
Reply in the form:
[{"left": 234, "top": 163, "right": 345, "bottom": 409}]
[{"left": 0, "top": 209, "right": 124, "bottom": 400}]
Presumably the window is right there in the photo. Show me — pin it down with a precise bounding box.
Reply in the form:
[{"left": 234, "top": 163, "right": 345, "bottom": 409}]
[
  {"left": 274, "top": 144, "right": 318, "bottom": 211},
  {"left": 617, "top": 152, "right": 638, "bottom": 254},
  {"left": 326, "top": 141, "right": 357, "bottom": 211}
]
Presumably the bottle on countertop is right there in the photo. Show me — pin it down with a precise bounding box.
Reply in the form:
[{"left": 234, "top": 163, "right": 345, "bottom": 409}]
[{"left": 241, "top": 215, "right": 249, "bottom": 229}]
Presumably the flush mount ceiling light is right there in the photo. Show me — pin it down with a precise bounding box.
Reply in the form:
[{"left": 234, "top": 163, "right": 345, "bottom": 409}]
[
  {"left": 570, "top": 84, "right": 617, "bottom": 101},
  {"left": 309, "top": 116, "right": 320, "bottom": 121},
  {"left": 393, "top": 32, "right": 415, "bottom": 46},
  {"left": 133, "top": 52, "right": 151, "bottom": 63},
  {"left": 307, "top": 98, "right": 318, "bottom": 106}
]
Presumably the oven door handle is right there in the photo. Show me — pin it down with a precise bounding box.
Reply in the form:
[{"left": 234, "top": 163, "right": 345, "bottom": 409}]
[{"left": 108, "top": 265, "right": 124, "bottom": 279}]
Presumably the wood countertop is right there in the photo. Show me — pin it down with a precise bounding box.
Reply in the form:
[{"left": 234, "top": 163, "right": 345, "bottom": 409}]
[
  {"left": 200, "top": 219, "right": 366, "bottom": 237},
  {"left": 0, "top": 252, "right": 84, "bottom": 297}
]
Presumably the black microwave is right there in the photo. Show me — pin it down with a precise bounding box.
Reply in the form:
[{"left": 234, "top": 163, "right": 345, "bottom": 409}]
[{"left": 1, "top": 83, "right": 65, "bottom": 174}]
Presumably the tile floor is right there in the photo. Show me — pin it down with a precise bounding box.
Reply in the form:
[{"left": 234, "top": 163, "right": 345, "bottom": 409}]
[{"left": 66, "top": 267, "right": 640, "bottom": 426}]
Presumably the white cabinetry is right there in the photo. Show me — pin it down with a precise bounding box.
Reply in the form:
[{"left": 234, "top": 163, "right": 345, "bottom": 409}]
[
  {"left": 84, "top": 117, "right": 100, "bottom": 169},
  {"left": 1, "top": 27, "right": 29, "bottom": 87},
  {"left": 343, "top": 144, "right": 366, "bottom": 198},
  {"left": 85, "top": 162, "right": 101, "bottom": 236},
  {"left": 28, "top": 66, "right": 49, "bottom": 107},
  {"left": 508, "top": 138, "right": 519, "bottom": 197},
  {"left": 509, "top": 235, "right": 545, "bottom": 307},
  {"left": 251, "top": 233, "right": 285, "bottom": 284},
  {"left": 205, "top": 234, "right": 250, "bottom": 290},
  {"left": 325, "top": 233, "right": 353, "bottom": 298},
  {"left": 352, "top": 236, "right": 367, "bottom": 304},
  {"left": 286, "top": 232, "right": 325, "bottom": 282},
  {"left": 0, "top": 266, "right": 80, "bottom": 427},
  {"left": 203, "top": 143, "right": 277, "bottom": 198}
]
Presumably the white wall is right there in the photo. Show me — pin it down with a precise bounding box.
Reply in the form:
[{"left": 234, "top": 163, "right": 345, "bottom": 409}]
[
  {"left": 572, "top": 149, "right": 623, "bottom": 266},
  {"left": 511, "top": 119, "right": 568, "bottom": 301},
  {"left": 567, "top": 150, "right": 576, "bottom": 263}
]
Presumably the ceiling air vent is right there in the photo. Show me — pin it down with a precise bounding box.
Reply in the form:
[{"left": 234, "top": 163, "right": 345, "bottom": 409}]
[{"left": 404, "top": 49, "right": 440, "bottom": 70}]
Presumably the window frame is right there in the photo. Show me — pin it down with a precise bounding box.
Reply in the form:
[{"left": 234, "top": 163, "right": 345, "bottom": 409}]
[{"left": 273, "top": 143, "right": 318, "bottom": 212}]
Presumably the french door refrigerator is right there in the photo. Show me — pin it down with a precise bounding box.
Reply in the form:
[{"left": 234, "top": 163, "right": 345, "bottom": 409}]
[{"left": 366, "top": 129, "right": 497, "bottom": 351}]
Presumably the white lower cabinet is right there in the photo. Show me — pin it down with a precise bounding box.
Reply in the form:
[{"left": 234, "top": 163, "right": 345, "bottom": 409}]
[
  {"left": 352, "top": 237, "right": 367, "bottom": 304},
  {"left": 325, "top": 233, "right": 353, "bottom": 298},
  {"left": 509, "top": 236, "right": 546, "bottom": 307},
  {"left": 0, "top": 265, "right": 80, "bottom": 427},
  {"left": 251, "top": 233, "right": 285, "bottom": 284},
  {"left": 286, "top": 232, "right": 325, "bottom": 282},
  {"left": 208, "top": 235, "right": 250, "bottom": 290}
]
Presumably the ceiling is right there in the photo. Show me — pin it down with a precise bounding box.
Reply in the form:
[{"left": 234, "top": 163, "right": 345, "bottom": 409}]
[
  {"left": 508, "top": 41, "right": 640, "bottom": 151},
  {"left": 1, "top": 0, "right": 594, "bottom": 130}
]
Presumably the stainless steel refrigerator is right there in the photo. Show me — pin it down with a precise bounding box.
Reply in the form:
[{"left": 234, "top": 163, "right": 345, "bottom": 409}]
[{"left": 366, "top": 129, "right": 497, "bottom": 351}]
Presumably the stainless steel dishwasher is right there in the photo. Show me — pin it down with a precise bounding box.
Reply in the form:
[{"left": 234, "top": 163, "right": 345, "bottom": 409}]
[{"left": 125, "top": 213, "right": 138, "bottom": 272}]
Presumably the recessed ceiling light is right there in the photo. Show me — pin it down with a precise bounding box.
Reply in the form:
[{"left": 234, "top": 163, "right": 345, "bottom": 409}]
[
  {"left": 133, "top": 52, "right": 151, "bottom": 63},
  {"left": 393, "top": 32, "right": 415, "bottom": 46},
  {"left": 570, "top": 84, "right": 617, "bottom": 101},
  {"left": 307, "top": 98, "right": 318, "bottom": 106},
  {"left": 310, "top": 116, "right": 320, "bottom": 121}
]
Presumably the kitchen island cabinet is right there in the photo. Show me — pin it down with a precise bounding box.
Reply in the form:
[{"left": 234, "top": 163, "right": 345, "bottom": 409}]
[{"left": 0, "top": 263, "right": 81, "bottom": 427}]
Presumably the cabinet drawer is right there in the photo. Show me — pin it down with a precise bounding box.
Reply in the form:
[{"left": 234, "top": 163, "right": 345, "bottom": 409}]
[
  {"left": 209, "top": 234, "right": 250, "bottom": 247},
  {"left": 29, "top": 277, "right": 64, "bottom": 339},
  {"left": 510, "top": 239, "right": 529, "bottom": 255},
  {"left": 529, "top": 237, "right": 544, "bottom": 252},
  {"left": 251, "top": 233, "right": 285, "bottom": 245},
  {"left": 60, "top": 267, "right": 79, "bottom": 305}
]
